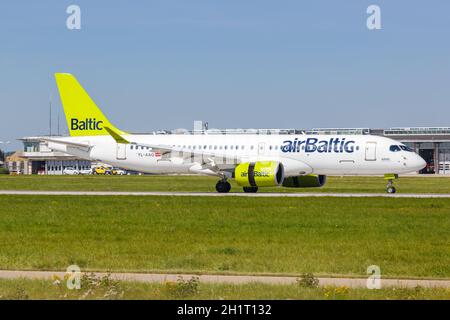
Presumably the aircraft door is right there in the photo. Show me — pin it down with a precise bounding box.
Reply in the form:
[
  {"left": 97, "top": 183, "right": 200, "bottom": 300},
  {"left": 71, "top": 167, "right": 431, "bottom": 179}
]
[
  {"left": 116, "top": 143, "right": 127, "bottom": 160},
  {"left": 365, "top": 142, "right": 377, "bottom": 161}
]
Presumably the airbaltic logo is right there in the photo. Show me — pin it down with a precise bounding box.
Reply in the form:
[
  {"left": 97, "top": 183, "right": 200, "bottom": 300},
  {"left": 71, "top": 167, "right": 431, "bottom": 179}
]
[
  {"left": 281, "top": 138, "right": 356, "bottom": 153},
  {"left": 241, "top": 171, "right": 270, "bottom": 177},
  {"left": 71, "top": 118, "right": 104, "bottom": 131}
]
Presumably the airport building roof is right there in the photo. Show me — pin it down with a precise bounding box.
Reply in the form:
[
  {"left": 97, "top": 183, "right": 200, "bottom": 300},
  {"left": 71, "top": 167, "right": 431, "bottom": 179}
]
[{"left": 135, "top": 126, "right": 450, "bottom": 138}]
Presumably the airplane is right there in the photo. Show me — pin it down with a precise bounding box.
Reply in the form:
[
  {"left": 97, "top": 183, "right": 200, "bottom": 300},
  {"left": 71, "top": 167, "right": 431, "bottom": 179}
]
[{"left": 41, "top": 73, "right": 426, "bottom": 194}]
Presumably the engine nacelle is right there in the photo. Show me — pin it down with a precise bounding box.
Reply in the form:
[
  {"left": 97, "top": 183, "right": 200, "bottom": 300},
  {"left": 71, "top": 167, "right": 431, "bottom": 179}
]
[
  {"left": 235, "top": 161, "right": 284, "bottom": 187},
  {"left": 282, "top": 175, "right": 327, "bottom": 188}
]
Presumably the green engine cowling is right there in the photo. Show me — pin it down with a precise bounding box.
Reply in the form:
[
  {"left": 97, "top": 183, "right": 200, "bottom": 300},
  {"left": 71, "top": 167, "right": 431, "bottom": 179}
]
[
  {"left": 282, "top": 175, "right": 327, "bottom": 188},
  {"left": 235, "top": 161, "right": 284, "bottom": 187}
]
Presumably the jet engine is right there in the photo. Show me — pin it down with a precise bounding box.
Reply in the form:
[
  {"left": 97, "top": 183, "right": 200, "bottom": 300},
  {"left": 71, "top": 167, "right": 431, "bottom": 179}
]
[
  {"left": 282, "top": 175, "right": 327, "bottom": 188},
  {"left": 235, "top": 161, "right": 284, "bottom": 187}
]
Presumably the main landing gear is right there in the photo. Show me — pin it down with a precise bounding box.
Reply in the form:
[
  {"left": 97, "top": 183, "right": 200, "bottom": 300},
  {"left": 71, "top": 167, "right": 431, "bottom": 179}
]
[
  {"left": 215, "top": 180, "right": 259, "bottom": 193},
  {"left": 215, "top": 179, "right": 231, "bottom": 193},
  {"left": 384, "top": 174, "right": 398, "bottom": 194},
  {"left": 243, "top": 186, "right": 258, "bottom": 193}
]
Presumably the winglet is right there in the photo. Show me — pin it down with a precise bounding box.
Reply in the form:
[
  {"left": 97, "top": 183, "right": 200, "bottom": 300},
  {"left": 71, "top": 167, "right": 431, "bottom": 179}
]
[{"left": 104, "top": 126, "right": 129, "bottom": 144}]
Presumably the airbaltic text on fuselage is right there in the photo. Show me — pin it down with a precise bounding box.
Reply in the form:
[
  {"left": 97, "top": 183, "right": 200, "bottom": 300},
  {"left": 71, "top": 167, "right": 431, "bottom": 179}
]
[
  {"left": 71, "top": 118, "right": 103, "bottom": 131},
  {"left": 281, "top": 138, "right": 356, "bottom": 153}
]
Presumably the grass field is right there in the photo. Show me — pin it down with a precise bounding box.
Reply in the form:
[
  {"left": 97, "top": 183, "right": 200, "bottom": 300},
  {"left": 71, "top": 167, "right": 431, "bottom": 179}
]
[
  {"left": 1, "top": 277, "right": 449, "bottom": 300},
  {"left": 0, "top": 195, "right": 448, "bottom": 278},
  {"left": 1, "top": 175, "right": 450, "bottom": 193}
]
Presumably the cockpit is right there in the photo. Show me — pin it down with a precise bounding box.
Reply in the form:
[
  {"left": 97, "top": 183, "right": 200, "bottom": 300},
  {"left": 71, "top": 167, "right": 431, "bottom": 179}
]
[{"left": 389, "top": 145, "right": 414, "bottom": 152}]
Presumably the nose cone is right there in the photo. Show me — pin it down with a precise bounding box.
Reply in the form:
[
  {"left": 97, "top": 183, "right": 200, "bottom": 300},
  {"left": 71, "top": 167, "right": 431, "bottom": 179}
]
[{"left": 412, "top": 154, "right": 427, "bottom": 171}]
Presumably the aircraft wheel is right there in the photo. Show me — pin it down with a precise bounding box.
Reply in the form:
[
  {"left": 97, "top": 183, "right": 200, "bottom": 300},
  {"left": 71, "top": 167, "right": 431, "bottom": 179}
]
[
  {"left": 216, "top": 180, "right": 231, "bottom": 193},
  {"left": 243, "top": 186, "right": 258, "bottom": 193},
  {"left": 386, "top": 186, "right": 396, "bottom": 194}
]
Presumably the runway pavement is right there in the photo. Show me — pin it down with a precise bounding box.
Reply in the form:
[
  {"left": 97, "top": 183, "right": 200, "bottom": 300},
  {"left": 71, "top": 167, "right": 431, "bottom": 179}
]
[
  {"left": 0, "top": 270, "right": 448, "bottom": 288},
  {"left": 1, "top": 190, "right": 450, "bottom": 198}
]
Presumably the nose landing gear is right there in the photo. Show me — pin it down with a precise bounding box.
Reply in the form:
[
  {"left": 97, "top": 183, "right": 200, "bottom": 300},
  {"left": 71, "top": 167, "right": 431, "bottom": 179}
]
[
  {"left": 384, "top": 174, "right": 398, "bottom": 194},
  {"left": 386, "top": 182, "right": 396, "bottom": 194},
  {"left": 215, "top": 179, "right": 231, "bottom": 193}
]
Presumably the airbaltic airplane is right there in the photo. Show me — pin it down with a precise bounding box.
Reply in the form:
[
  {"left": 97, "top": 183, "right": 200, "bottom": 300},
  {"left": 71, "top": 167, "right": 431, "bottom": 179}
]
[{"left": 42, "top": 73, "right": 426, "bottom": 194}]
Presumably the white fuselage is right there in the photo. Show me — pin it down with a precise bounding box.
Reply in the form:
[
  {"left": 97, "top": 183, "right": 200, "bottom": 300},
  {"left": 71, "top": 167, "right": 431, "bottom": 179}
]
[{"left": 47, "top": 133, "right": 426, "bottom": 177}]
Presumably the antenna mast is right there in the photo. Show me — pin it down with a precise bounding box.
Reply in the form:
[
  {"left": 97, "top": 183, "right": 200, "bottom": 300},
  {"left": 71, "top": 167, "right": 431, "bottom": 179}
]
[
  {"left": 57, "top": 104, "right": 60, "bottom": 135},
  {"left": 49, "top": 94, "right": 52, "bottom": 136}
]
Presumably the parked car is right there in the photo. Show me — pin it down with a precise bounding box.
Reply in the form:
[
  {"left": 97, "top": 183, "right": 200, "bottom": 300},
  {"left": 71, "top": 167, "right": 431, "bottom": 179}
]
[
  {"left": 79, "top": 168, "right": 93, "bottom": 175},
  {"left": 63, "top": 167, "right": 80, "bottom": 175},
  {"left": 112, "top": 168, "right": 126, "bottom": 175},
  {"left": 93, "top": 166, "right": 112, "bottom": 175}
]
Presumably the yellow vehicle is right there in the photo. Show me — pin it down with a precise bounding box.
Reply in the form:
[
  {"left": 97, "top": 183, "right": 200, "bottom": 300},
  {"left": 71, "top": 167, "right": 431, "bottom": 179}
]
[{"left": 93, "top": 166, "right": 111, "bottom": 175}]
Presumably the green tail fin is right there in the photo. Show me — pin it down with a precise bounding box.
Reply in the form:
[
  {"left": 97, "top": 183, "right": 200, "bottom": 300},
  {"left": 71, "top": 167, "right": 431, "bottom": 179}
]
[{"left": 55, "top": 73, "right": 127, "bottom": 137}]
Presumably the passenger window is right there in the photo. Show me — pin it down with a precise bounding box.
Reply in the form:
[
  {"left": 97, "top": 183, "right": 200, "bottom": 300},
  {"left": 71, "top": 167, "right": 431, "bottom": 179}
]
[{"left": 390, "top": 145, "right": 401, "bottom": 152}]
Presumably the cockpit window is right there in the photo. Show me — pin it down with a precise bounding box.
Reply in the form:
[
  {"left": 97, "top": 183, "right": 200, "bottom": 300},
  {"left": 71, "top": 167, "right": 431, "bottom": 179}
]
[
  {"left": 389, "top": 145, "right": 401, "bottom": 152},
  {"left": 399, "top": 145, "right": 414, "bottom": 152}
]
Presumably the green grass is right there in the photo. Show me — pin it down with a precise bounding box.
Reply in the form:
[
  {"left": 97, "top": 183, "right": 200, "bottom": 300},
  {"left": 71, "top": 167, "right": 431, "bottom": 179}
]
[
  {"left": 0, "top": 277, "right": 449, "bottom": 300},
  {"left": 0, "top": 195, "right": 448, "bottom": 278},
  {"left": 1, "top": 175, "right": 450, "bottom": 193}
]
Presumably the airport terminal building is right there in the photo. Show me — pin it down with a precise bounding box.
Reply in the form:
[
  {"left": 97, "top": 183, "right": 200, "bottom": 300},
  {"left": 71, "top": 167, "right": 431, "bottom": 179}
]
[
  {"left": 6, "top": 137, "right": 91, "bottom": 175},
  {"left": 8, "top": 127, "right": 450, "bottom": 175}
]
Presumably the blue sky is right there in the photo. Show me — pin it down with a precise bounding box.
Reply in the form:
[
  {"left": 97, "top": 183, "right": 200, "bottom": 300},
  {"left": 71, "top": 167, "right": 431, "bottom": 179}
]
[{"left": 1, "top": 1, "right": 449, "bottom": 150}]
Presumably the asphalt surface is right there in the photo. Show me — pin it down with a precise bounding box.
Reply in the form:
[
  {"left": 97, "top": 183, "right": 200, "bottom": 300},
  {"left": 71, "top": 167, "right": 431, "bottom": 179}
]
[
  {"left": 0, "top": 270, "right": 448, "bottom": 288},
  {"left": 1, "top": 190, "right": 450, "bottom": 198}
]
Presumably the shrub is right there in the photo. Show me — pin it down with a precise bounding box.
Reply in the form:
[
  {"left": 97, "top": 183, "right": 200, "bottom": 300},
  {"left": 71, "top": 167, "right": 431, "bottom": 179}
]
[
  {"left": 322, "top": 286, "right": 350, "bottom": 299},
  {"left": 163, "top": 276, "right": 200, "bottom": 298},
  {"left": 297, "top": 273, "right": 320, "bottom": 289},
  {"left": 0, "top": 287, "right": 29, "bottom": 300},
  {"left": 55, "top": 272, "right": 124, "bottom": 300}
]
